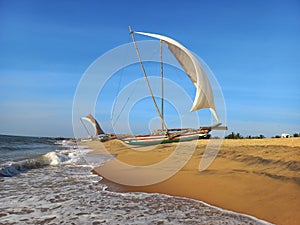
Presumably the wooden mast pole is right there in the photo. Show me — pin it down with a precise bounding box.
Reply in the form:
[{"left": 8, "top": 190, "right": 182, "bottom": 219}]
[
  {"left": 129, "top": 26, "right": 167, "bottom": 131},
  {"left": 160, "top": 39, "right": 165, "bottom": 130}
]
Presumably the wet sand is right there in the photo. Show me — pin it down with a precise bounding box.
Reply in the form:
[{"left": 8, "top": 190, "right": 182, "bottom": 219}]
[{"left": 85, "top": 138, "right": 300, "bottom": 225}]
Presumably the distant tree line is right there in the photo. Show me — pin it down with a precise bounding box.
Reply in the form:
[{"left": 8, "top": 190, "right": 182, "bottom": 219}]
[
  {"left": 225, "top": 132, "right": 265, "bottom": 139},
  {"left": 225, "top": 132, "right": 300, "bottom": 139},
  {"left": 272, "top": 133, "right": 300, "bottom": 138}
]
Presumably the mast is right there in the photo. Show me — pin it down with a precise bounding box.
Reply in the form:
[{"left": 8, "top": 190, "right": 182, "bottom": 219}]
[
  {"left": 129, "top": 26, "right": 168, "bottom": 131},
  {"left": 160, "top": 40, "right": 165, "bottom": 130}
]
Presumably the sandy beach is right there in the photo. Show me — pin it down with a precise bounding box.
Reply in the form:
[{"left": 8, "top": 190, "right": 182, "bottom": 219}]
[{"left": 85, "top": 138, "right": 300, "bottom": 225}]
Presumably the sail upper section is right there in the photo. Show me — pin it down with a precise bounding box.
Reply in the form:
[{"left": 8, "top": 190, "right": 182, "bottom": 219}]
[
  {"left": 135, "top": 31, "right": 218, "bottom": 121},
  {"left": 81, "top": 114, "right": 104, "bottom": 136}
]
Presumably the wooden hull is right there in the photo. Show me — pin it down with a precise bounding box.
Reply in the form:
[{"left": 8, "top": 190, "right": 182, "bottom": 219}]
[{"left": 122, "top": 132, "right": 210, "bottom": 146}]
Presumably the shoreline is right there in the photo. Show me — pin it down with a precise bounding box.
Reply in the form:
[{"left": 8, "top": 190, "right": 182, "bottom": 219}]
[
  {"left": 85, "top": 138, "right": 300, "bottom": 225},
  {"left": 98, "top": 176, "right": 275, "bottom": 225}
]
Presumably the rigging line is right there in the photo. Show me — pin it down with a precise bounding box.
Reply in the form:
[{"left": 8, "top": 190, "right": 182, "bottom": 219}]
[
  {"left": 166, "top": 110, "right": 204, "bottom": 130},
  {"left": 129, "top": 26, "right": 168, "bottom": 131},
  {"left": 80, "top": 118, "right": 92, "bottom": 137},
  {"left": 113, "top": 34, "right": 161, "bottom": 129},
  {"left": 112, "top": 96, "right": 130, "bottom": 127},
  {"left": 110, "top": 34, "right": 132, "bottom": 131},
  {"left": 112, "top": 74, "right": 140, "bottom": 127},
  {"left": 111, "top": 69, "right": 123, "bottom": 119}
]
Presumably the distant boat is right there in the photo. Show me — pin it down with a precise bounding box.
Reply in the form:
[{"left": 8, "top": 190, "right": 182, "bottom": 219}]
[
  {"left": 80, "top": 114, "right": 109, "bottom": 142},
  {"left": 120, "top": 26, "right": 227, "bottom": 145}
]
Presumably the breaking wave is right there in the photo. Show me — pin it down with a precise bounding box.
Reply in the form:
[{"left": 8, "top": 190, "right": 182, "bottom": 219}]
[{"left": 0, "top": 141, "right": 93, "bottom": 177}]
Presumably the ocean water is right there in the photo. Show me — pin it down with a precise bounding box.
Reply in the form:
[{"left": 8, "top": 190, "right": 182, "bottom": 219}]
[{"left": 0, "top": 135, "right": 273, "bottom": 225}]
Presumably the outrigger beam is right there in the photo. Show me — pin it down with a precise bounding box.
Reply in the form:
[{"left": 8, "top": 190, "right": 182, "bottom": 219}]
[{"left": 200, "top": 123, "right": 228, "bottom": 131}]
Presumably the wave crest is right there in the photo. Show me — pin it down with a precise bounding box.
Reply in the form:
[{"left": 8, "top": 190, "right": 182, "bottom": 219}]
[{"left": 0, "top": 143, "right": 89, "bottom": 177}]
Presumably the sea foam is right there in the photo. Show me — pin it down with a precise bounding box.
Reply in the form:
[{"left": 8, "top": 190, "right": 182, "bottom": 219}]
[{"left": 0, "top": 140, "right": 109, "bottom": 177}]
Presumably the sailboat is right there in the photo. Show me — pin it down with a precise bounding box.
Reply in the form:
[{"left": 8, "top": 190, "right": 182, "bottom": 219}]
[
  {"left": 80, "top": 114, "right": 109, "bottom": 141},
  {"left": 120, "top": 26, "right": 227, "bottom": 145}
]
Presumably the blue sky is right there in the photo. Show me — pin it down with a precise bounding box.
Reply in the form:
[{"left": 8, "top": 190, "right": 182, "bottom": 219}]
[{"left": 0, "top": 0, "right": 299, "bottom": 137}]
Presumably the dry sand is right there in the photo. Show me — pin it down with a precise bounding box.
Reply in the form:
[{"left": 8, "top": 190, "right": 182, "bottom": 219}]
[{"left": 85, "top": 138, "right": 300, "bottom": 225}]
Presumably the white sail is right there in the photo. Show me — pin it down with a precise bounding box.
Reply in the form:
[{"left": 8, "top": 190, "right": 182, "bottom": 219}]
[
  {"left": 135, "top": 31, "right": 218, "bottom": 121},
  {"left": 81, "top": 114, "right": 104, "bottom": 136}
]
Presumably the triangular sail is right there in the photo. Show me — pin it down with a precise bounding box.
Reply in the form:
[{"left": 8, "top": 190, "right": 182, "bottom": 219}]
[
  {"left": 81, "top": 114, "right": 104, "bottom": 136},
  {"left": 135, "top": 31, "right": 218, "bottom": 121}
]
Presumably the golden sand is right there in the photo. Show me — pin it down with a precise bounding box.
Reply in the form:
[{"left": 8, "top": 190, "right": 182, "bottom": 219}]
[{"left": 85, "top": 138, "right": 300, "bottom": 225}]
